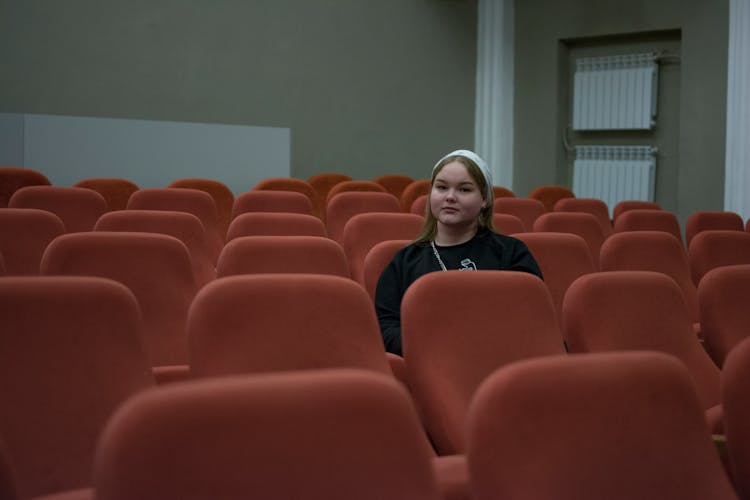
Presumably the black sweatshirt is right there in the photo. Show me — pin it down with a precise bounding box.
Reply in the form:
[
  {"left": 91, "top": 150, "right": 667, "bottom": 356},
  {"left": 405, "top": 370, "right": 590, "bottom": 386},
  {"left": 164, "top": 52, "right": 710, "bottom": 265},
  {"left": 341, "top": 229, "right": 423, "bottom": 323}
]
[{"left": 374, "top": 228, "right": 543, "bottom": 355}]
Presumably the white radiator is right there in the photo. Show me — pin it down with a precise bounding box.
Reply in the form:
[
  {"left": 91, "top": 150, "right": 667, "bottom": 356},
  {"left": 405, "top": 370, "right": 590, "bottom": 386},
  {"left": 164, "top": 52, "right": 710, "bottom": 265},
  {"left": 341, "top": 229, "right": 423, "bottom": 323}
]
[
  {"left": 572, "top": 53, "right": 659, "bottom": 130},
  {"left": 573, "top": 145, "right": 657, "bottom": 217}
]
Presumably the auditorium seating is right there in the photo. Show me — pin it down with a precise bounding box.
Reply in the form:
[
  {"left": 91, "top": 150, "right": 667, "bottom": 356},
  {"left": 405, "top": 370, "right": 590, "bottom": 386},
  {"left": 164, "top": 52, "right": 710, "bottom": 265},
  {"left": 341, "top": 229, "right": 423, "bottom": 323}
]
[
  {"left": 127, "top": 187, "right": 224, "bottom": 263},
  {"left": 307, "top": 172, "right": 352, "bottom": 201},
  {"left": 401, "top": 270, "right": 564, "bottom": 455},
  {"left": 0, "top": 166, "right": 51, "bottom": 207},
  {"left": 466, "top": 352, "right": 737, "bottom": 500},
  {"left": 685, "top": 210, "right": 744, "bottom": 247},
  {"left": 0, "top": 276, "right": 154, "bottom": 498},
  {"left": 400, "top": 179, "right": 431, "bottom": 212},
  {"left": 554, "top": 197, "right": 612, "bottom": 237},
  {"left": 721, "top": 336, "right": 750, "bottom": 500},
  {"left": 326, "top": 191, "right": 401, "bottom": 244},
  {"left": 226, "top": 212, "right": 327, "bottom": 240},
  {"left": 168, "top": 178, "right": 235, "bottom": 239},
  {"left": 491, "top": 213, "right": 525, "bottom": 234},
  {"left": 528, "top": 184, "right": 575, "bottom": 212},
  {"left": 362, "top": 239, "right": 411, "bottom": 300},
  {"left": 216, "top": 235, "right": 350, "bottom": 278},
  {"left": 493, "top": 197, "right": 546, "bottom": 231},
  {"left": 231, "top": 190, "right": 314, "bottom": 218},
  {"left": 612, "top": 200, "right": 661, "bottom": 221},
  {"left": 613, "top": 208, "right": 683, "bottom": 245},
  {"left": 326, "top": 180, "right": 388, "bottom": 203},
  {"left": 532, "top": 212, "right": 606, "bottom": 269},
  {"left": 95, "top": 210, "right": 216, "bottom": 287},
  {"left": 698, "top": 264, "right": 750, "bottom": 367},
  {"left": 373, "top": 174, "right": 415, "bottom": 199},
  {"left": 0, "top": 208, "right": 65, "bottom": 275},
  {"left": 562, "top": 271, "right": 723, "bottom": 432},
  {"left": 40, "top": 232, "right": 197, "bottom": 368},
  {"left": 93, "top": 370, "right": 441, "bottom": 500},
  {"left": 9, "top": 186, "right": 108, "bottom": 233},
  {"left": 688, "top": 230, "right": 750, "bottom": 286},
  {"left": 253, "top": 177, "right": 324, "bottom": 220},
  {"left": 74, "top": 177, "right": 140, "bottom": 212}
]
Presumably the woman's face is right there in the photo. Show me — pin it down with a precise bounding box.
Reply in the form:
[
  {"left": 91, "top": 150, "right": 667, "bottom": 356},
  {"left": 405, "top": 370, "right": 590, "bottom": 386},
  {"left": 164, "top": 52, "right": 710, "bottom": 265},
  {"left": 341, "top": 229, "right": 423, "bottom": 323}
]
[{"left": 430, "top": 161, "right": 487, "bottom": 230}]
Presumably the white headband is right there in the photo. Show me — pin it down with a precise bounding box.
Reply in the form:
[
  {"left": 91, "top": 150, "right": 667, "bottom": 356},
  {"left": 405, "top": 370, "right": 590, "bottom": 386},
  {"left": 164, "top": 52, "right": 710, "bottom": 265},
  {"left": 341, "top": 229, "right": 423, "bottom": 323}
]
[{"left": 432, "top": 149, "right": 493, "bottom": 200}]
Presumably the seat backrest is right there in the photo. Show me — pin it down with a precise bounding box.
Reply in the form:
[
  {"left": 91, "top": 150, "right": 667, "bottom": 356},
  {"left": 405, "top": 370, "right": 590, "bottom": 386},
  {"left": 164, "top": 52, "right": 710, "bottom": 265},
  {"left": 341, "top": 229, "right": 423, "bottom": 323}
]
[
  {"left": 326, "top": 191, "right": 401, "bottom": 244},
  {"left": 685, "top": 210, "right": 744, "bottom": 247},
  {"left": 613, "top": 208, "right": 683, "bottom": 244},
  {"left": 554, "top": 197, "right": 612, "bottom": 236},
  {"left": 0, "top": 438, "right": 17, "bottom": 500},
  {"left": 493, "top": 197, "right": 546, "bottom": 231},
  {"left": 721, "top": 336, "right": 750, "bottom": 500},
  {"left": 253, "top": 177, "right": 324, "bottom": 220},
  {"left": 341, "top": 212, "right": 424, "bottom": 285},
  {"left": 168, "top": 178, "right": 235, "bottom": 239},
  {"left": 9, "top": 186, "right": 108, "bottom": 232},
  {"left": 0, "top": 166, "right": 51, "bottom": 207},
  {"left": 688, "top": 230, "right": 750, "bottom": 286},
  {"left": 400, "top": 179, "right": 431, "bottom": 212},
  {"left": 491, "top": 213, "right": 525, "bottom": 235},
  {"left": 562, "top": 271, "right": 721, "bottom": 412},
  {"left": 188, "top": 274, "right": 391, "bottom": 377},
  {"left": 410, "top": 194, "right": 428, "bottom": 215},
  {"left": 74, "top": 177, "right": 140, "bottom": 211},
  {"left": 0, "top": 208, "right": 65, "bottom": 275},
  {"left": 127, "top": 187, "right": 223, "bottom": 263},
  {"left": 362, "top": 239, "right": 411, "bottom": 301},
  {"left": 492, "top": 186, "right": 515, "bottom": 198},
  {"left": 513, "top": 232, "right": 596, "bottom": 329},
  {"left": 226, "top": 212, "right": 327, "bottom": 240},
  {"left": 307, "top": 172, "right": 353, "bottom": 200},
  {"left": 401, "top": 270, "right": 565, "bottom": 455},
  {"left": 467, "top": 351, "right": 737, "bottom": 500},
  {"left": 698, "top": 264, "right": 750, "bottom": 367},
  {"left": 95, "top": 210, "right": 215, "bottom": 287},
  {"left": 533, "top": 212, "right": 606, "bottom": 269},
  {"left": 600, "top": 231, "right": 699, "bottom": 324},
  {"left": 94, "top": 370, "right": 440, "bottom": 500},
  {"left": 373, "top": 174, "right": 415, "bottom": 199},
  {"left": 528, "top": 185, "right": 575, "bottom": 212},
  {"left": 0, "top": 276, "right": 153, "bottom": 498},
  {"left": 216, "top": 236, "right": 350, "bottom": 278},
  {"left": 326, "top": 180, "right": 388, "bottom": 204},
  {"left": 40, "top": 232, "right": 197, "bottom": 366},
  {"left": 612, "top": 200, "right": 662, "bottom": 221},
  {"left": 232, "top": 190, "right": 314, "bottom": 219}
]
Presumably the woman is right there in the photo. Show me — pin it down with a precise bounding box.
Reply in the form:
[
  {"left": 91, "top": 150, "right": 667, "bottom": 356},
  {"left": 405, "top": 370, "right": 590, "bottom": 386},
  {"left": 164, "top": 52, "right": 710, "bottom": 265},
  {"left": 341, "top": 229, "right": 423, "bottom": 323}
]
[{"left": 375, "top": 149, "right": 543, "bottom": 355}]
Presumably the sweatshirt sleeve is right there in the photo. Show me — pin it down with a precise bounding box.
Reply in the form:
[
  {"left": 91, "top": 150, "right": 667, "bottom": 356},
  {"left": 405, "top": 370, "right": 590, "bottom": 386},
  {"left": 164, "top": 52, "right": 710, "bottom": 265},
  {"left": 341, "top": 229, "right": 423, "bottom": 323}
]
[{"left": 374, "top": 257, "right": 404, "bottom": 356}]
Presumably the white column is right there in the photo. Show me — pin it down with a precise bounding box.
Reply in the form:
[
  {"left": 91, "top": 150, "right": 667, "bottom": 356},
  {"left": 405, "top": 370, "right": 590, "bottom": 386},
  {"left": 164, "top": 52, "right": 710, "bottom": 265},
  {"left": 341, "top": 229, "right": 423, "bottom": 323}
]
[
  {"left": 475, "top": 0, "right": 514, "bottom": 190},
  {"left": 725, "top": 0, "right": 750, "bottom": 220}
]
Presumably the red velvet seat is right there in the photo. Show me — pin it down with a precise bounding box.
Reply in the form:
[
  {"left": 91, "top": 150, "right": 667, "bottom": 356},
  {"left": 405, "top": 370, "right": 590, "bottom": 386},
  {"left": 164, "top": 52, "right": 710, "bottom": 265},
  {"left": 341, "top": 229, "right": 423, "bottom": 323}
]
[
  {"left": 528, "top": 184, "right": 575, "bottom": 212},
  {"left": 216, "top": 235, "right": 350, "bottom": 278},
  {"left": 325, "top": 191, "right": 401, "bottom": 244},
  {"left": 613, "top": 208, "right": 683, "bottom": 245},
  {"left": 95, "top": 210, "right": 215, "bottom": 287},
  {"left": 554, "top": 197, "right": 612, "bottom": 236},
  {"left": 514, "top": 232, "right": 596, "bottom": 331},
  {"left": 685, "top": 210, "right": 744, "bottom": 247},
  {"left": 467, "top": 352, "right": 737, "bottom": 500},
  {"left": 0, "top": 166, "right": 51, "bottom": 207},
  {"left": 688, "top": 230, "right": 750, "bottom": 286},
  {"left": 493, "top": 197, "right": 546, "bottom": 231},
  {"left": 373, "top": 174, "right": 415, "bottom": 199},
  {"left": 362, "top": 239, "right": 411, "bottom": 301},
  {"left": 0, "top": 276, "right": 153, "bottom": 498},
  {"left": 168, "top": 178, "right": 235, "bottom": 239},
  {"left": 698, "top": 264, "right": 750, "bottom": 367},
  {"left": 0, "top": 208, "right": 65, "bottom": 275},
  {"left": 94, "top": 370, "right": 441, "bottom": 500},
  {"left": 253, "top": 177, "right": 324, "bottom": 220},
  {"left": 562, "top": 271, "right": 723, "bottom": 432},
  {"left": 410, "top": 194, "right": 428, "bottom": 215},
  {"left": 307, "top": 172, "right": 352, "bottom": 201},
  {"left": 341, "top": 212, "right": 423, "bottom": 286},
  {"left": 400, "top": 179, "right": 431, "bottom": 212},
  {"left": 326, "top": 180, "right": 388, "bottom": 204},
  {"left": 127, "top": 187, "right": 224, "bottom": 264},
  {"left": 721, "top": 336, "right": 750, "bottom": 500},
  {"left": 492, "top": 213, "right": 525, "bottom": 235},
  {"left": 226, "top": 212, "right": 327, "bottom": 240},
  {"left": 533, "top": 212, "right": 606, "bottom": 269},
  {"left": 9, "top": 186, "right": 107, "bottom": 233},
  {"left": 74, "top": 178, "right": 139, "bottom": 212},
  {"left": 188, "top": 274, "right": 392, "bottom": 378},
  {"left": 402, "top": 270, "right": 565, "bottom": 455},
  {"left": 231, "top": 190, "right": 314, "bottom": 219},
  {"left": 612, "top": 200, "right": 661, "bottom": 221},
  {"left": 41, "top": 232, "right": 197, "bottom": 367}
]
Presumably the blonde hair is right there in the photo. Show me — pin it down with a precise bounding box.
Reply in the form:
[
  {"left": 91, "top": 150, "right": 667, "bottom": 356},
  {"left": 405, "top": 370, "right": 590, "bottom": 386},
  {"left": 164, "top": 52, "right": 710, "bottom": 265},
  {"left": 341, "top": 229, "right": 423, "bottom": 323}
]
[{"left": 413, "top": 155, "right": 496, "bottom": 244}]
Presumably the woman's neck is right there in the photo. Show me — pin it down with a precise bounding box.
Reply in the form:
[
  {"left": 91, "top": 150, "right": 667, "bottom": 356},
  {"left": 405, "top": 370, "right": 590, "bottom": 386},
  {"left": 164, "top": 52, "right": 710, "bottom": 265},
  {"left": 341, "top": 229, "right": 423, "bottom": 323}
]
[{"left": 434, "top": 222, "right": 479, "bottom": 246}]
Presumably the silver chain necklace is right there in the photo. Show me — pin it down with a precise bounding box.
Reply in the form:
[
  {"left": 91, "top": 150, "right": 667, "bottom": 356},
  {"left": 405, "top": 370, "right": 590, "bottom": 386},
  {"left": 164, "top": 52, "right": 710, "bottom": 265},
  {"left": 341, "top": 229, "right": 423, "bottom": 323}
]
[{"left": 430, "top": 240, "right": 448, "bottom": 271}]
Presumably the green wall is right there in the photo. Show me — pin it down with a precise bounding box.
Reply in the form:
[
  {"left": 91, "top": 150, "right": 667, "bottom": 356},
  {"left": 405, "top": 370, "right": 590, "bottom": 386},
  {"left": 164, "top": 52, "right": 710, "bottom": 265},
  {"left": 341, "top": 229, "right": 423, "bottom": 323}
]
[
  {"left": 0, "top": 0, "right": 478, "bottom": 182},
  {"left": 515, "top": 0, "right": 729, "bottom": 224}
]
